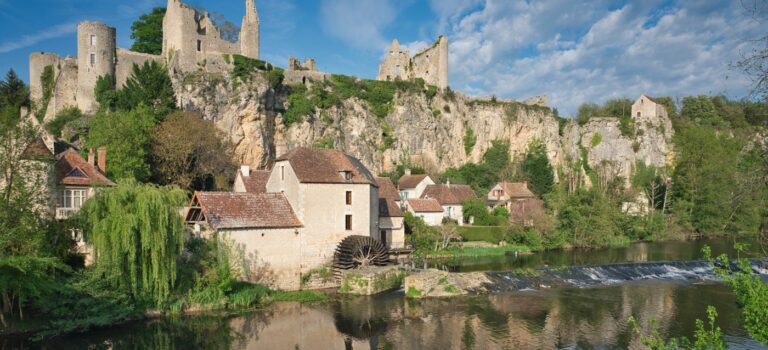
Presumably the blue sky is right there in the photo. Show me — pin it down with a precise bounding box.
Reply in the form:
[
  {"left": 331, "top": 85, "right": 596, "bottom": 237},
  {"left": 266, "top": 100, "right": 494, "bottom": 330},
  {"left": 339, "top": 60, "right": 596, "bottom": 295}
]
[{"left": 0, "top": 0, "right": 764, "bottom": 115}]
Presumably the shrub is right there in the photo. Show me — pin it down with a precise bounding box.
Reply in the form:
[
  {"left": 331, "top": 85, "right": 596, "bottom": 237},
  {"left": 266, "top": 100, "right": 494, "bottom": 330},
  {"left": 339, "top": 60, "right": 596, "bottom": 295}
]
[
  {"left": 463, "top": 127, "right": 477, "bottom": 155},
  {"left": 456, "top": 226, "right": 507, "bottom": 243},
  {"left": 46, "top": 107, "right": 83, "bottom": 138},
  {"left": 590, "top": 132, "right": 602, "bottom": 147}
]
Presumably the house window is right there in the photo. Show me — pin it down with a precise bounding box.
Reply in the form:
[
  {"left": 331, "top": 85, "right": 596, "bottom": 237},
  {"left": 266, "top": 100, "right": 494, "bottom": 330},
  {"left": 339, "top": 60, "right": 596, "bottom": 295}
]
[
  {"left": 196, "top": 40, "right": 202, "bottom": 52},
  {"left": 61, "top": 189, "right": 87, "bottom": 209},
  {"left": 89, "top": 53, "right": 96, "bottom": 67},
  {"left": 637, "top": 112, "right": 641, "bottom": 118},
  {"left": 400, "top": 191, "right": 409, "bottom": 199},
  {"left": 345, "top": 215, "right": 352, "bottom": 230},
  {"left": 90, "top": 35, "right": 97, "bottom": 46},
  {"left": 346, "top": 191, "right": 352, "bottom": 205}
]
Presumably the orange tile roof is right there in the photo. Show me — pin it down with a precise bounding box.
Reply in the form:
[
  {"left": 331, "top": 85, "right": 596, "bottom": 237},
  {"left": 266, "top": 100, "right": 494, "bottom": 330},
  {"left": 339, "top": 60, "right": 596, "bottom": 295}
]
[
  {"left": 241, "top": 170, "right": 270, "bottom": 193},
  {"left": 421, "top": 184, "right": 477, "bottom": 205},
  {"left": 276, "top": 147, "right": 376, "bottom": 185},
  {"left": 54, "top": 148, "right": 114, "bottom": 187},
  {"left": 398, "top": 174, "right": 430, "bottom": 189},
  {"left": 191, "top": 192, "right": 302, "bottom": 230},
  {"left": 498, "top": 182, "right": 535, "bottom": 199},
  {"left": 21, "top": 138, "right": 52, "bottom": 160},
  {"left": 406, "top": 198, "right": 444, "bottom": 213},
  {"left": 375, "top": 176, "right": 400, "bottom": 200},
  {"left": 379, "top": 198, "right": 403, "bottom": 217}
]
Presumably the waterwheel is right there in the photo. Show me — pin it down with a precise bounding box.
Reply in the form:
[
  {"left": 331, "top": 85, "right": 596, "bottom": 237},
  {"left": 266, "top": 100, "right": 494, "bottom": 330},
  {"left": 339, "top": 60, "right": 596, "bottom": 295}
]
[{"left": 333, "top": 235, "right": 389, "bottom": 278}]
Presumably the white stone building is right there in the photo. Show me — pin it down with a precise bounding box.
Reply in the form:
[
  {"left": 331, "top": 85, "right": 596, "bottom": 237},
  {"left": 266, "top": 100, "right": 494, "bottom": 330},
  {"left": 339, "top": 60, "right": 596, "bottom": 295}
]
[
  {"left": 404, "top": 198, "right": 444, "bottom": 226},
  {"left": 420, "top": 182, "right": 476, "bottom": 225},
  {"left": 375, "top": 177, "right": 404, "bottom": 249},
  {"left": 397, "top": 171, "right": 434, "bottom": 201}
]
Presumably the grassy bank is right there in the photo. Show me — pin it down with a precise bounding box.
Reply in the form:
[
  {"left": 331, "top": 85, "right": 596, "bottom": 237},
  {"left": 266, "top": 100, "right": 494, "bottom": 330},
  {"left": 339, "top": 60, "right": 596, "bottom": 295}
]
[{"left": 419, "top": 244, "right": 532, "bottom": 258}]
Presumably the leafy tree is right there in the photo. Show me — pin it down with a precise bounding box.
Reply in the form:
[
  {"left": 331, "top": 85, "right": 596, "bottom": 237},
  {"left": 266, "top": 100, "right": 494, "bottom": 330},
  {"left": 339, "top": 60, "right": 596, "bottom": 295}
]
[
  {"left": 404, "top": 212, "right": 441, "bottom": 252},
  {"left": 79, "top": 181, "right": 187, "bottom": 305},
  {"left": 576, "top": 102, "right": 601, "bottom": 125},
  {"left": 118, "top": 61, "right": 177, "bottom": 119},
  {"left": 86, "top": 106, "right": 156, "bottom": 181},
  {"left": 680, "top": 95, "right": 725, "bottom": 127},
  {"left": 521, "top": 139, "right": 554, "bottom": 197},
  {"left": 602, "top": 98, "right": 633, "bottom": 119},
  {"left": 94, "top": 74, "right": 118, "bottom": 113},
  {"left": 151, "top": 111, "right": 236, "bottom": 190},
  {"left": 130, "top": 7, "right": 165, "bottom": 55},
  {"left": 556, "top": 188, "right": 626, "bottom": 247},
  {"left": 45, "top": 107, "right": 83, "bottom": 138},
  {"left": 463, "top": 127, "right": 476, "bottom": 155}
]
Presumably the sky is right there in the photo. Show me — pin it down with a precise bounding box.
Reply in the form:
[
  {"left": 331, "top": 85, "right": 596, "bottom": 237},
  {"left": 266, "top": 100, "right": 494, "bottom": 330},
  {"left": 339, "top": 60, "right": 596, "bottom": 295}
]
[{"left": 0, "top": 0, "right": 764, "bottom": 115}]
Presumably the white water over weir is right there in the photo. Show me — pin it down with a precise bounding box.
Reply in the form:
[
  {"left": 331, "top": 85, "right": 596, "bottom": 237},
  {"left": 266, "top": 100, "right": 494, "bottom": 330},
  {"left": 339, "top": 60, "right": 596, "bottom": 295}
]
[{"left": 484, "top": 258, "right": 768, "bottom": 293}]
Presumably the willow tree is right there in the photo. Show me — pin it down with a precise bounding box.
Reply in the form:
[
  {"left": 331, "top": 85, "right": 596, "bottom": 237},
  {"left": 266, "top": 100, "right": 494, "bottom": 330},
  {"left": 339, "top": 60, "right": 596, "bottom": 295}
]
[{"left": 80, "top": 181, "right": 187, "bottom": 305}]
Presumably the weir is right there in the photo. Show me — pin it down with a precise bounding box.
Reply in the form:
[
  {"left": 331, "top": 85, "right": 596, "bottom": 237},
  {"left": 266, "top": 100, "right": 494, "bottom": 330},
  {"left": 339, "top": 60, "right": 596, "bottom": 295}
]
[{"left": 483, "top": 258, "right": 768, "bottom": 293}]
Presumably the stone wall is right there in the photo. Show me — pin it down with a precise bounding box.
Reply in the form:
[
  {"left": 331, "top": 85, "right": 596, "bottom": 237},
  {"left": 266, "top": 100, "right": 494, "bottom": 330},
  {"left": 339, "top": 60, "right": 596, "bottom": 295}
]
[
  {"left": 224, "top": 227, "right": 302, "bottom": 290},
  {"left": 377, "top": 36, "right": 449, "bottom": 89},
  {"left": 115, "top": 49, "right": 163, "bottom": 88}
]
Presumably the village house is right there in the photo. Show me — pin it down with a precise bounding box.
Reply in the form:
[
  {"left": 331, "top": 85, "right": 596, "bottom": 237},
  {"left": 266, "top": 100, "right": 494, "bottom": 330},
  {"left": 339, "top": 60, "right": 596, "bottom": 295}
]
[
  {"left": 233, "top": 165, "right": 269, "bottom": 194},
  {"left": 375, "top": 177, "right": 405, "bottom": 249},
  {"left": 404, "top": 198, "right": 444, "bottom": 226},
  {"left": 397, "top": 170, "right": 434, "bottom": 201},
  {"left": 53, "top": 147, "right": 115, "bottom": 219},
  {"left": 486, "top": 181, "right": 545, "bottom": 227},
  {"left": 185, "top": 147, "right": 382, "bottom": 290},
  {"left": 420, "top": 182, "right": 476, "bottom": 225}
]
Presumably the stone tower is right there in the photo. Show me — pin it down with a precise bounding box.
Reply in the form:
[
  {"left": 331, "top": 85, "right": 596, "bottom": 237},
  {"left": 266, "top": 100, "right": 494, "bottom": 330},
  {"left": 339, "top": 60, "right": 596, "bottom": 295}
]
[
  {"left": 377, "top": 36, "right": 449, "bottom": 89},
  {"left": 76, "top": 22, "right": 116, "bottom": 114},
  {"left": 240, "top": 0, "right": 260, "bottom": 59}
]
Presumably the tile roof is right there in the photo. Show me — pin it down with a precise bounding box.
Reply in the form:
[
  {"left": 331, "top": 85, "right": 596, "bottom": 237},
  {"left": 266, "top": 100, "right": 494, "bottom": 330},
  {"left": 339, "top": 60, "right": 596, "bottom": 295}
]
[
  {"left": 640, "top": 94, "right": 660, "bottom": 104},
  {"left": 54, "top": 148, "right": 114, "bottom": 187},
  {"left": 406, "top": 198, "right": 444, "bottom": 213},
  {"left": 275, "top": 147, "right": 376, "bottom": 185},
  {"left": 21, "top": 138, "right": 52, "bottom": 160},
  {"left": 421, "top": 184, "right": 477, "bottom": 205},
  {"left": 375, "top": 177, "right": 400, "bottom": 200},
  {"left": 192, "top": 192, "right": 302, "bottom": 230},
  {"left": 379, "top": 198, "right": 404, "bottom": 217},
  {"left": 240, "top": 170, "right": 270, "bottom": 193},
  {"left": 397, "top": 174, "right": 430, "bottom": 189},
  {"left": 498, "top": 182, "right": 536, "bottom": 199}
]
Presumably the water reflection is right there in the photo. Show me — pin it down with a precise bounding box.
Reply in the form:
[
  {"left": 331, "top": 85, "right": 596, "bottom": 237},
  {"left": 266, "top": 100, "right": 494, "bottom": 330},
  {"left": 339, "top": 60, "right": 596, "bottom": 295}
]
[{"left": 18, "top": 281, "right": 762, "bottom": 349}]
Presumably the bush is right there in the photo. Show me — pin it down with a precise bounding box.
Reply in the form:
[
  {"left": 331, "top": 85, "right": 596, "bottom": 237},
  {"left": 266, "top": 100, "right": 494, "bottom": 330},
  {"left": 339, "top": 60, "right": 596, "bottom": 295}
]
[
  {"left": 45, "top": 107, "right": 83, "bottom": 138},
  {"left": 456, "top": 226, "right": 506, "bottom": 243},
  {"left": 231, "top": 55, "right": 271, "bottom": 82},
  {"left": 463, "top": 127, "right": 476, "bottom": 155}
]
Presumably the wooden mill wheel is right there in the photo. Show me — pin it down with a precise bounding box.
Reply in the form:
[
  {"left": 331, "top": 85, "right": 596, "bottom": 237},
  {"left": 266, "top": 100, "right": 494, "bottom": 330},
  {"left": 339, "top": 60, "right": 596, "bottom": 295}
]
[{"left": 333, "top": 235, "right": 389, "bottom": 278}]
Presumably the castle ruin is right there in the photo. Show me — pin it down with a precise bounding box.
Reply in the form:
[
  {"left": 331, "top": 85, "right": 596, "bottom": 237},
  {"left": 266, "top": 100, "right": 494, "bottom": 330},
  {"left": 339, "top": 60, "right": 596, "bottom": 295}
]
[
  {"left": 29, "top": 0, "right": 260, "bottom": 119},
  {"left": 377, "top": 36, "right": 449, "bottom": 89}
]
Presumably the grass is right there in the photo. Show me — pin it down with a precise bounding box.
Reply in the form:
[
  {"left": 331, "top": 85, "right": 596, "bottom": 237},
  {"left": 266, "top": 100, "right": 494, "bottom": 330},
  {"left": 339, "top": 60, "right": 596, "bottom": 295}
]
[
  {"left": 422, "top": 244, "right": 531, "bottom": 258},
  {"left": 406, "top": 286, "right": 423, "bottom": 298},
  {"left": 267, "top": 290, "right": 328, "bottom": 303}
]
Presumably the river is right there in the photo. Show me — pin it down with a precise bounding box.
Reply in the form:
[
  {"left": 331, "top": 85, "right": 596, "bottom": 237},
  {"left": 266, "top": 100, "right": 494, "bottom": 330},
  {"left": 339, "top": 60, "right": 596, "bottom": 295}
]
[{"left": 4, "top": 239, "right": 767, "bottom": 349}]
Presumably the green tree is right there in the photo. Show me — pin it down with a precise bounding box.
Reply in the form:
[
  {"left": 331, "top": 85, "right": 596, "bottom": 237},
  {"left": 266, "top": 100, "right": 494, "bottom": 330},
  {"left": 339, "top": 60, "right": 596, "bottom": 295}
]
[
  {"left": 680, "top": 95, "right": 725, "bottom": 127},
  {"left": 86, "top": 106, "right": 156, "bottom": 181},
  {"left": 94, "top": 74, "right": 118, "bottom": 112},
  {"left": 671, "top": 126, "right": 742, "bottom": 234},
  {"left": 0, "top": 69, "right": 29, "bottom": 110},
  {"left": 45, "top": 107, "right": 83, "bottom": 138},
  {"left": 576, "top": 102, "right": 601, "bottom": 125},
  {"left": 130, "top": 7, "right": 165, "bottom": 55},
  {"left": 463, "top": 127, "right": 477, "bottom": 155},
  {"left": 151, "top": 111, "right": 236, "bottom": 190},
  {"left": 118, "top": 61, "right": 177, "bottom": 119},
  {"left": 521, "top": 139, "right": 554, "bottom": 197},
  {"left": 80, "top": 181, "right": 187, "bottom": 305}
]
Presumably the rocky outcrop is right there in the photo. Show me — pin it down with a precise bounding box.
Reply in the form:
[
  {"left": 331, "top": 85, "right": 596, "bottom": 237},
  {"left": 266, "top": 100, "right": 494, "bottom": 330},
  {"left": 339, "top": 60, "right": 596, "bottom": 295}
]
[
  {"left": 404, "top": 269, "right": 492, "bottom": 298},
  {"left": 172, "top": 70, "right": 675, "bottom": 181}
]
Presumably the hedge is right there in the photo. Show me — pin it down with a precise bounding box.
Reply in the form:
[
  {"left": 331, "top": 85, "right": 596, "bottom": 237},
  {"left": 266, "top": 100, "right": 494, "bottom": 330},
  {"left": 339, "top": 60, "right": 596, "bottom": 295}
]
[{"left": 456, "top": 226, "right": 508, "bottom": 244}]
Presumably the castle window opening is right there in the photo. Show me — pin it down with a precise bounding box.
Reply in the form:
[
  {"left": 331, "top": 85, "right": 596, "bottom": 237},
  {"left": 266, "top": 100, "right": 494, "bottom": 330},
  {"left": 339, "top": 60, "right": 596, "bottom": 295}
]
[
  {"left": 90, "top": 35, "right": 97, "bottom": 46},
  {"left": 89, "top": 53, "right": 96, "bottom": 67},
  {"left": 345, "top": 215, "right": 352, "bottom": 230},
  {"left": 637, "top": 112, "right": 641, "bottom": 118},
  {"left": 196, "top": 40, "right": 202, "bottom": 52}
]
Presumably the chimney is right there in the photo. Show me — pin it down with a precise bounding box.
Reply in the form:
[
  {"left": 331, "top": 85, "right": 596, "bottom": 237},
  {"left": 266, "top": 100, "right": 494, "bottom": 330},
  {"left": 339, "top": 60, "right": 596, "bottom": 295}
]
[
  {"left": 446, "top": 179, "right": 451, "bottom": 187},
  {"left": 97, "top": 147, "right": 107, "bottom": 173},
  {"left": 404, "top": 168, "right": 412, "bottom": 176},
  {"left": 241, "top": 165, "right": 251, "bottom": 177},
  {"left": 88, "top": 149, "right": 95, "bottom": 166}
]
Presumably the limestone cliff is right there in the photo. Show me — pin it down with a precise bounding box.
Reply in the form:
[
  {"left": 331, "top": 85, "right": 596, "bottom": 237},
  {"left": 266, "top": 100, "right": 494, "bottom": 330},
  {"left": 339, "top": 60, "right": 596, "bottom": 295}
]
[{"left": 172, "top": 71, "right": 674, "bottom": 182}]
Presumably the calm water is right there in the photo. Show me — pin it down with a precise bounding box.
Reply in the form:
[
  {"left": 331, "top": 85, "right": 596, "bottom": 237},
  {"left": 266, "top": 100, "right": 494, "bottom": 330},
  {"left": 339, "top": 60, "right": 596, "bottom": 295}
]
[{"left": 4, "top": 239, "right": 768, "bottom": 349}]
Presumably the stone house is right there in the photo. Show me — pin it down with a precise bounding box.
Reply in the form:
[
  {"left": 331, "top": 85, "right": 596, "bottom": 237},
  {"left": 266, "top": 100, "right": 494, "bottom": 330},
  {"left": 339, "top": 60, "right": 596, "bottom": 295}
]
[
  {"left": 404, "top": 198, "right": 444, "bottom": 226},
  {"left": 375, "top": 177, "right": 404, "bottom": 249},
  {"left": 420, "top": 182, "right": 476, "bottom": 225},
  {"left": 185, "top": 147, "right": 382, "bottom": 290},
  {"left": 632, "top": 95, "right": 668, "bottom": 122},
  {"left": 486, "top": 181, "right": 536, "bottom": 211},
  {"left": 397, "top": 171, "right": 434, "bottom": 201},
  {"left": 53, "top": 148, "right": 115, "bottom": 220}
]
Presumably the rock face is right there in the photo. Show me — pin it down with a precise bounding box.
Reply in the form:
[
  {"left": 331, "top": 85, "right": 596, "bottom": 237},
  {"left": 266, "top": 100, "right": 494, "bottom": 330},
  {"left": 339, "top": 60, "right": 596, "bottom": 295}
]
[
  {"left": 339, "top": 266, "right": 407, "bottom": 295},
  {"left": 404, "top": 269, "right": 492, "bottom": 298},
  {"left": 172, "top": 70, "right": 675, "bottom": 181}
]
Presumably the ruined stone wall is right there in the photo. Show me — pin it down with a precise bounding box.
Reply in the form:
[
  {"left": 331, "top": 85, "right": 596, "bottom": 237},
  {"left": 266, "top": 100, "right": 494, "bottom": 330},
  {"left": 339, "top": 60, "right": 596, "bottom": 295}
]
[
  {"left": 45, "top": 58, "right": 78, "bottom": 122},
  {"left": 115, "top": 49, "right": 163, "bottom": 88},
  {"left": 377, "top": 40, "right": 411, "bottom": 82},
  {"left": 410, "top": 36, "right": 449, "bottom": 89},
  {"left": 239, "top": 0, "right": 259, "bottom": 59},
  {"left": 29, "top": 52, "right": 59, "bottom": 103}
]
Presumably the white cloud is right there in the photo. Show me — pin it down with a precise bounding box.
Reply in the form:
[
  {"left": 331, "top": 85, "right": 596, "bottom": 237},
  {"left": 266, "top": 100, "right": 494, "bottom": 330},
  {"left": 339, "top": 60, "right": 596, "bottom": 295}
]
[
  {"left": 436, "top": 0, "right": 762, "bottom": 115},
  {"left": 320, "top": 0, "right": 396, "bottom": 51},
  {"left": 0, "top": 22, "right": 78, "bottom": 54}
]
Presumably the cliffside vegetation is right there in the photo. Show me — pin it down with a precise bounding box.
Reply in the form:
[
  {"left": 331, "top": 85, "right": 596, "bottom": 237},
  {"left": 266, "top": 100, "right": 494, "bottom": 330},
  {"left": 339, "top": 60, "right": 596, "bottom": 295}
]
[{"left": 130, "top": 7, "right": 165, "bottom": 55}]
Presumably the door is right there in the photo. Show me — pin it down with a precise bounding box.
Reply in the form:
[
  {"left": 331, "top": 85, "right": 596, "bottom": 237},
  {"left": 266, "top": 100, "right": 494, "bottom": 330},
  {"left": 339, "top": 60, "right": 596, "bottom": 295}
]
[{"left": 380, "top": 230, "right": 388, "bottom": 248}]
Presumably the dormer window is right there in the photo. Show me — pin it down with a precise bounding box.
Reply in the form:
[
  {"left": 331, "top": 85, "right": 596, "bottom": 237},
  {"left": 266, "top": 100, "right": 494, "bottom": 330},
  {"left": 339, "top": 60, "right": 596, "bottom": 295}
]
[{"left": 339, "top": 169, "right": 352, "bottom": 181}]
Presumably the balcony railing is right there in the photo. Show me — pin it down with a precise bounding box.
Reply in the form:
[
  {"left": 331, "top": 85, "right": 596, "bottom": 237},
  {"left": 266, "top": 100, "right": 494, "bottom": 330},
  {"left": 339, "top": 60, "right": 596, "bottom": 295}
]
[{"left": 55, "top": 207, "right": 80, "bottom": 220}]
